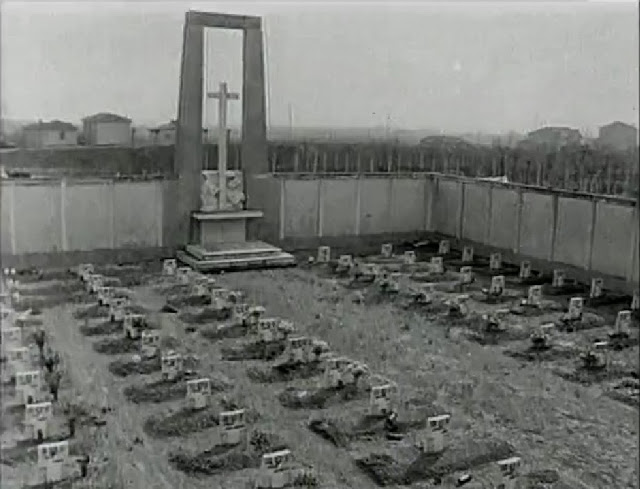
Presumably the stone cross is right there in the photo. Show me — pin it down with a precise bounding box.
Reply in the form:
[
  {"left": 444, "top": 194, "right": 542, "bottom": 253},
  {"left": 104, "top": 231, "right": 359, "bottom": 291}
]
[{"left": 207, "top": 82, "right": 239, "bottom": 210}]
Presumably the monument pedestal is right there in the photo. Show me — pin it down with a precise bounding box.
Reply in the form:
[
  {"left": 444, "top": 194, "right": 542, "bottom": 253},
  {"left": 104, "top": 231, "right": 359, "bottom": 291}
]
[{"left": 177, "top": 209, "right": 295, "bottom": 272}]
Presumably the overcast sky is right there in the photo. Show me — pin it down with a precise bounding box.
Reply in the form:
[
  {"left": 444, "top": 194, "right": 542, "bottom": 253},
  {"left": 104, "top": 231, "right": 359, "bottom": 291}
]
[{"left": 1, "top": 1, "right": 638, "bottom": 134}]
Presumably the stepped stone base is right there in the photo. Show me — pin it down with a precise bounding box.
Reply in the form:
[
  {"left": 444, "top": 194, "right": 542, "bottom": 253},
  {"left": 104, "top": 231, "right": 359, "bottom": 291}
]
[{"left": 177, "top": 241, "right": 295, "bottom": 272}]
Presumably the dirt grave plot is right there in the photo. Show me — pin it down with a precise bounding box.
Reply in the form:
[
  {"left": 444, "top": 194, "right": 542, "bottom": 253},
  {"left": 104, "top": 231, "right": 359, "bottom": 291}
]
[
  {"left": 143, "top": 400, "right": 258, "bottom": 439},
  {"left": 73, "top": 303, "right": 109, "bottom": 320},
  {"left": 155, "top": 283, "right": 193, "bottom": 296},
  {"left": 605, "top": 377, "right": 639, "bottom": 408},
  {"left": 308, "top": 403, "right": 441, "bottom": 448},
  {"left": 108, "top": 350, "right": 198, "bottom": 378},
  {"left": 246, "top": 360, "right": 325, "bottom": 383},
  {"left": 355, "top": 439, "right": 516, "bottom": 486},
  {"left": 91, "top": 336, "right": 140, "bottom": 355},
  {"left": 168, "top": 430, "right": 287, "bottom": 477},
  {"left": 164, "top": 294, "right": 211, "bottom": 311},
  {"left": 14, "top": 316, "right": 44, "bottom": 327},
  {"left": 108, "top": 355, "right": 161, "bottom": 377},
  {"left": 123, "top": 373, "right": 228, "bottom": 404},
  {"left": 278, "top": 384, "right": 369, "bottom": 410},
  {"left": 178, "top": 306, "right": 231, "bottom": 324},
  {"left": 221, "top": 340, "right": 286, "bottom": 361},
  {"left": 200, "top": 322, "right": 247, "bottom": 341},
  {"left": 541, "top": 283, "right": 588, "bottom": 297},
  {"left": 17, "top": 281, "right": 85, "bottom": 297},
  {"left": 553, "top": 363, "right": 639, "bottom": 386},
  {"left": 504, "top": 343, "right": 578, "bottom": 363},
  {"left": 14, "top": 292, "right": 90, "bottom": 312},
  {"left": 79, "top": 319, "right": 123, "bottom": 337},
  {"left": 509, "top": 301, "right": 564, "bottom": 317},
  {"left": 14, "top": 268, "right": 76, "bottom": 284},
  {"left": 554, "top": 312, "right": 606, "bottom": 332}
]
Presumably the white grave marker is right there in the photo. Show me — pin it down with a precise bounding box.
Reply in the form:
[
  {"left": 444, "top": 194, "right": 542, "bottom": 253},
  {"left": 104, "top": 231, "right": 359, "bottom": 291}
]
[
  {"left": 369, "top": 382, "right": 396, "bottom": 415},
  {"left": 161, "top": 351, "right": 183, "bottom": 381},
  {"left": 163, "top": 259, "right": 178, "bottom": 276},
  {"left": 336, "top": 254, "right": 353, "bottom": 271},
  {"left": 461, "top": 246, "right": 474, "bottom": 263},
  {"left": 140, "top": 330, "right": 160, "bottom": 358},
  {"left": 489, "top": 252, "right": 502, "bottom": 271},
  {"left": 16, "top": 370, "right": 43, "bottom": 405},
  {"left": 489, "top": 275, "right": 505, "bottom": 296},
  {"left": 219, "top": 408, "right": 247, "bottom": 445},
  {"left": 614, "top": 310, "right": 631, "bottom": 335},
  {"left": 459, "top": 266, "right": 473, "bottom": 284},
  {"left": 37, "top": 440, "right": 69, "bottom": 483},
  {"left": 25, "top": 401, "right": 53, "bottom": 440},
  {"left": 418, "top": 414, "right": 451, "bottom": 454},
  {"left": 552, "top": 269, "right": 565, "bottom": 288},
  {"left": 403, "top": 250, "right": 416, "bottom": 265},
  {"left": 317, "top": 246, "right": 331, "bottom": 263},
  {"left": 186, "top": 378, "right": 211, "bottom": 409},
  {"left": 77, "top": 264, "right": 95, "bottom": 281},
  {"left": 527, "top": 285, "right": 542, "bottom": 306},
  {"left": 590, "top": 278, "right": 604, "bottom": 299},
  {"left": 430, "top": 256, "right": 444, "bottom": 274},
  {"left": 438, "top": 240, "right": 450, "bottom": 255},
  {"left": 109, "top": 297, "right": 129, "bottom": 322},
  {"left": 176, "top": 266, "right": 192, "bottom": 285},
  {"left": 567, "top": 297, "right": 584, "bottom": 321},
  {"left": 519, "top": 261, "right": 531, "bottom": 279},
  {"left": 381, "top": 243, "right": 393, "bottom": 258},
  {"left": 124, "top": 313, "right": 147, "bottom": 339},
  {"left": 497, "top": 456, "right": 521, "bottom": 489}
]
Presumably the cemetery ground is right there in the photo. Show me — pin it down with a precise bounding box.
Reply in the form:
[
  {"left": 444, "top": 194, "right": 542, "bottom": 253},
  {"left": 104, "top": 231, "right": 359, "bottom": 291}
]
[{"left": 1, "top": 255, "right": 638, "bottom": 489}]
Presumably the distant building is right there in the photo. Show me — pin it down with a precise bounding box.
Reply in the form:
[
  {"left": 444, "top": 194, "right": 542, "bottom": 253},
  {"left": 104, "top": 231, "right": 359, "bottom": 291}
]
[
  {"left": 598, "top": 121, "right": 638, "bottom": 151},
  {"left": 82, "top": 112, "right": 132, "bottom": 146},
  {"left": 524, "top": 126, "right": 582, "bottom": 150},
  {"left": 149, "top": 120, "right": 210, "bottom": 145},
  {"left": 22, "top": 120, "right": 78, "bottom": 149}
]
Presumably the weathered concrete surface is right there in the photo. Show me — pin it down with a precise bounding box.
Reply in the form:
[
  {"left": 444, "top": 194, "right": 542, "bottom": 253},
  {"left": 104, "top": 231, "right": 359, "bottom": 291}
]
[
  {"left": 113, "top": 183, "right": 161, "bottom": 248},
  {"left": 283, "top": 180, "right": 318, "bottom": 238},
  {"left": 489, "top": 187, "right": 519, "bottom": 251},
  {"left": 359, "top": 179, "right": 392, "bottom": 235},
  {"left": 554, "top": 197, "right": 593, "bottom": 268},
  {"left": 461, "top": 182, "right": 490, "bottom": 244},
  {"left": 432, "top": 179, "right": 459, "bottom": 237},
  {"left": 65, "top": 183, "right": 111, "bottom": 251},
  {"left": 591, "top": 202, "right": 636, "bottom": 279},
  {"left": 391, "top": 179, "right": 426, "bottom": 233},
  {"left": 1, "top": 247, "right": 174, "bottom": 270},
  {"left": 519, "top": 192, "right": 554, "bottom": 260},
  {"left": 14, "top": 183, "right": 63, "bottom": 254},
  {"left": 246, "top": 174, "right": 281, "bottom": 243},
  {"left": 1, "top": 183, "right": 13, "bottom": 254},
  {"left": 321, "top": 179, "right": 357, "bottom": 236}
]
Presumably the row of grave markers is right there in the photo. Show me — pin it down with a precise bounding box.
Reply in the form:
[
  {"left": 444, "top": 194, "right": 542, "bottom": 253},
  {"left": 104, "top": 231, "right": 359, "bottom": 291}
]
[{"left": 0, "top": 271, "right": 74, "bottom": 484}]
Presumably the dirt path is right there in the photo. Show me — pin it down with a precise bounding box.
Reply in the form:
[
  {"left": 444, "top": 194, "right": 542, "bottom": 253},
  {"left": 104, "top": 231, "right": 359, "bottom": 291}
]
[{"left": 45, "top": 304, "right": 189, "bottom": 489}]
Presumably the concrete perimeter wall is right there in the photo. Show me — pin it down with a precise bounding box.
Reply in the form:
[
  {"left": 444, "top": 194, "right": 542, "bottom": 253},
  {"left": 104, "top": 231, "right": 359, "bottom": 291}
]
[
  {"left": 1, "top": 174, "right": 637, "bottom": 290},
  {"left": 252, "top": 174, "right": 638, "bottom": 290},
  {"left": 0, "top": 179, "right": 177, "bottom": 267}
]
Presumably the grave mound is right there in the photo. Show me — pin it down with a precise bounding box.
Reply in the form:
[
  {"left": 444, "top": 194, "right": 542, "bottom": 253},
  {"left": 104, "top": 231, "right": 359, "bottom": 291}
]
[
  {"left": 79, "top": 320, "right": 123, "bottom": 337},
  {"left": 92, "top": 337, "right": 139, "bottom": 355},
  {"left": 124, "top": 373, "right": 227, "bottom": 404},
  {"left": 246, "top": 361, "right": 324, "bottom": 383},
  {"left": 179, "top": 307, "right": 231, "bottom": 324},
  {"left": 221, "top": 340, "right": 286, "bottom": 361},
  {"left": 278, "top": 385, "right": 366, "bottom": 410},
  {"left": 168, "top": 430, "right": 286, "bottom": 476}
]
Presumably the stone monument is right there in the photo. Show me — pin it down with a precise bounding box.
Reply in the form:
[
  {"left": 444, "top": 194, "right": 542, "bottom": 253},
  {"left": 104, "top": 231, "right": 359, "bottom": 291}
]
[{"left": 174, "top": 11, "right": 294, "bottom": 271}]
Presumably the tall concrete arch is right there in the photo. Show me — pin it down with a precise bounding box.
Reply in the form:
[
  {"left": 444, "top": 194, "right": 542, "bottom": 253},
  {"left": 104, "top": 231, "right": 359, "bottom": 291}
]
[{"left": 174, "top": 11, "right": 268, "bottom": 245}]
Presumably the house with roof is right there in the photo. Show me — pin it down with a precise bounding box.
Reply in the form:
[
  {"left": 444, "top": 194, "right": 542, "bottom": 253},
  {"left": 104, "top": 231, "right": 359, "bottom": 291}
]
[
  {"left": 82, "top": 112, "right": 132, "bottom": 146},
  {"left": 149, "top": 120, "right": 210, "bottom": 145},
  {"left": 21, "top": 120, "right": 79, "bottom": 149},
  {"left": 598, "top": 121, "right": 638, "bottom": 151}
]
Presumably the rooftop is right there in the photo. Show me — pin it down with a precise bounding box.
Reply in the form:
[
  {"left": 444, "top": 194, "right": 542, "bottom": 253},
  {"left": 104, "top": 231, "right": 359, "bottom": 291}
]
[
  {"left": 82, "top": 112, "right": 132, "bottom": 123},
  {"left": 23, "top": 120, "right": 77, "bottom": 131}
]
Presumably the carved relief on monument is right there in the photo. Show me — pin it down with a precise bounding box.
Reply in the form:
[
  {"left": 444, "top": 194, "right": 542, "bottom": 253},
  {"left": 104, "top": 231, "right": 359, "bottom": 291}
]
[{"left": 200, "top": 170, "right": 245, "bottom": 212}]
